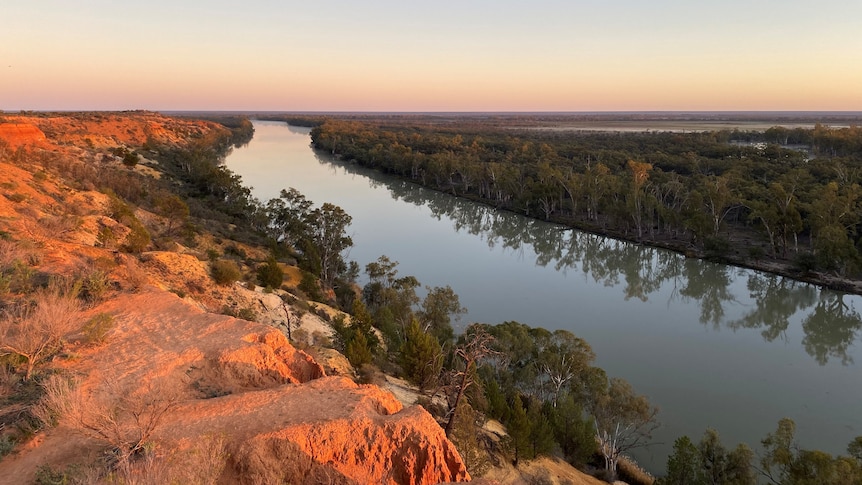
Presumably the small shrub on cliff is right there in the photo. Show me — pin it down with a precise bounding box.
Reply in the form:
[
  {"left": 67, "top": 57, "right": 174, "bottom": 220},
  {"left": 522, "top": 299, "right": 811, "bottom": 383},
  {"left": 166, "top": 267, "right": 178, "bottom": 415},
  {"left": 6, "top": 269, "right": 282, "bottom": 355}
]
[
  {"left": 0, "top": 288, "right": 82, "bottom": 380},
  {"left": 82, "top": 313, "right": 114, "bottom": 345},
  {"left": 256, "top": 256, "right": 284, "bottom": 289},
  {"left": 122, "top": 219, "right": 151, "bottom": 253},
  {"left": 211, "top": 259, "right": 242, "bottom": 286}
]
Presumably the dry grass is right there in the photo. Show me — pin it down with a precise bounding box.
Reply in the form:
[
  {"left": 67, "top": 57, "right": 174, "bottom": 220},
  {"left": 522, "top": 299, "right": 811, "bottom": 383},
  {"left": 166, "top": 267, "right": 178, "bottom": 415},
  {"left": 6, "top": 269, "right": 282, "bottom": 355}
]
[{"left": 0, "top": 287, "right": 82, "bottom": 380}]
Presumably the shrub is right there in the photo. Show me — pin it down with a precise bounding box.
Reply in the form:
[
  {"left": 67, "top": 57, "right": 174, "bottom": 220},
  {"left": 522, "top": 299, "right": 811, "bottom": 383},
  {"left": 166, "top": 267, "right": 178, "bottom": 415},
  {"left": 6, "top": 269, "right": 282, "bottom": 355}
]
[
  {"left": 0, "top": 434, "right": 15, "bottom": 458},
  {"left": 4, "top": 192, "right": 26, "bottom": 203},
  {"left": 82, "top": 313, "right": 114, "bottom": 344},
  {"left": 256, "top": 257, "right": 284, "bottom": 289},
  {"left": 80, "top": 269, "right": 109, "bottom": 303},
  {"left": 0, "top": 289, "right": 82, "bottom": 380},
  {"left": 122, "top": 151, "right": 139, "bottom": 167},
  {"left": 122, "top": 220, "right": 151, "bottom": 253},
  {"left": 210, "top": 259, "right": 241, "bottom": 286},
  {"left": 96, "top": 225, "right": 116, "bottom": 249}
]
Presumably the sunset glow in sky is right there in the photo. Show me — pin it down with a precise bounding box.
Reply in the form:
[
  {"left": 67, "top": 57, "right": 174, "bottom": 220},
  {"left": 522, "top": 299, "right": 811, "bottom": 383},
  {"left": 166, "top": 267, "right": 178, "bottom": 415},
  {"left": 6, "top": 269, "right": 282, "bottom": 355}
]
[{"left": 3, "top": 1, "right": 862, "bottom": 112}]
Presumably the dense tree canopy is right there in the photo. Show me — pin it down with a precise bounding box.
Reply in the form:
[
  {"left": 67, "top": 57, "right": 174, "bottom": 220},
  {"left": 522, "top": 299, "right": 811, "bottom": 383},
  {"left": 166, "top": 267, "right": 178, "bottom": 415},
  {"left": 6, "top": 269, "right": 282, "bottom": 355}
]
[{"left": 312, "top": 120, "right": 862, "bottom": 279}]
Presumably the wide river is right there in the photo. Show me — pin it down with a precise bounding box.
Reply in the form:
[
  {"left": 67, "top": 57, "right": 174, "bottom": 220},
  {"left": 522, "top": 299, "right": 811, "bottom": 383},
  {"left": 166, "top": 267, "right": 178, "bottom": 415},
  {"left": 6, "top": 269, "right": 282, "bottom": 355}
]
[{"left": 225, "top": 121, "right": 862, "bottom": 473}]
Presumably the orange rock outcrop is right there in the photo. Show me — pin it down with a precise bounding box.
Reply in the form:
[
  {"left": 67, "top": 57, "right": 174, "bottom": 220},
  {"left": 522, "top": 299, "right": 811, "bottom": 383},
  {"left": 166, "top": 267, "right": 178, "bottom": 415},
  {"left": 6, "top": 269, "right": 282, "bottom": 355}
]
[
  {"left": 0, "top": 290, "right": 470, "bottom": 484},
  {"left": 0, "top": 122, "right": 47, "bottom": 147}
]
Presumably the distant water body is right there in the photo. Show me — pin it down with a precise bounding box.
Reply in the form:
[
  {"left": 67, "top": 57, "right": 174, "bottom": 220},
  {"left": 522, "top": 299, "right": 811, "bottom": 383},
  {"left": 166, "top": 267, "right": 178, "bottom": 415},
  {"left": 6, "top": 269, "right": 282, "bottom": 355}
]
[{"left": 225, "top": 121, "right": 862, "bottom": 473}]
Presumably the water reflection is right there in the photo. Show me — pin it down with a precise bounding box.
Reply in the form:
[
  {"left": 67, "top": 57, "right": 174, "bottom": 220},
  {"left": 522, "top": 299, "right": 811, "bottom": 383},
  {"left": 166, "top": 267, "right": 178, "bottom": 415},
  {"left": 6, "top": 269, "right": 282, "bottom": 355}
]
[{"left": 314, "top": 149, "right": 862, "bottom": 366}]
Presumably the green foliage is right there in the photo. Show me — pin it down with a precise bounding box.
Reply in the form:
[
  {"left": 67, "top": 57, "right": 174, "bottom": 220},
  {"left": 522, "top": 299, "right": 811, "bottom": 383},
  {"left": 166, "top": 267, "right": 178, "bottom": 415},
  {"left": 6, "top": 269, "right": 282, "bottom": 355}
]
[
  {"left": 96, "top": 225, "right": 116, "bottom": 249},
  {"left": 345, "top": 331, "right": 373, "bottom": 367},
  {"left": 418, "top": 285, "right": 465, "bottom": 346},
  {"left": 447, "top": 402, "right": 490, "bottom": 476},
  {"left": 122, "top": 220, "right": 151, "bottom": 254},
  {"left": 545, "top": 394, "right": 595, "bottom": 466},
  {"left": 849, "top": 436, "right": 862, "bottom": 462},
  {"left": 526, "top": 398, "right": 556, "bottom": 460},
  {"left": 79, "top": 269, "right": 109, "bottom": 303},
  {"left": 310, "top": 120, "right": 862, "bottom": 278},
  {"left": 399, "top": 319, "right": 442, "bottom": 390},
  {"left": 298, "top": 271, "right": 324, "bottom": 302},
  {"left": 759, "top": 417, "right": 862, "bottom": 485},
  {"left": 82, "top": 313, "right": 114, "bottom": 344},
  {"left": 662, "top": 436, "right": 701, "bottom": 485},
  {"left": 256, "top": 256, "right": 284, "bottom": 289},
  {"left": 221, "top": 305, "right": 257, "bottom": 321},
  {"left": 122, "top": 151, "right": 139, "bottom": 167},
  {"left": 659, "top": 430, "right": 757, "bottom": 485},
  {"left": 506, "top": 394, "right": 532, "bottom": 465},
  {"left": 154, "top": 193, "right": 190, "bottom": 233},
  {"left": 0, "top": 434, "right": 15, "bottom": 458},
  {"left": 106, "top": 191, "right": 151, "bottom": 253},
  {"left": 210, "top": 259, "right": 242, "bottom": 286}
]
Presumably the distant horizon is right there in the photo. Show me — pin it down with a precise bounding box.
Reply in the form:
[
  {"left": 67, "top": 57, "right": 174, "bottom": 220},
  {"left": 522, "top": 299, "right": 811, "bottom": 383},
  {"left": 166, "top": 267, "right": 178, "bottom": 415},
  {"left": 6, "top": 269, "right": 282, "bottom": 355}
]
[
  {"left": 8, "top": 109, "right": 862, "bottom": 117},
  {"left": 3, "top": 2, "right": 860, "bottom": 113}
]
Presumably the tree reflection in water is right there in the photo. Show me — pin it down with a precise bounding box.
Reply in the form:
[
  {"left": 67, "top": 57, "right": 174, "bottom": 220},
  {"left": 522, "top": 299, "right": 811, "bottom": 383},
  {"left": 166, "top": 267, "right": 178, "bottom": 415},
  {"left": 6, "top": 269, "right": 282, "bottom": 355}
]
[{"left": 316, "top": 151, "right": 862, "bottom": 366}]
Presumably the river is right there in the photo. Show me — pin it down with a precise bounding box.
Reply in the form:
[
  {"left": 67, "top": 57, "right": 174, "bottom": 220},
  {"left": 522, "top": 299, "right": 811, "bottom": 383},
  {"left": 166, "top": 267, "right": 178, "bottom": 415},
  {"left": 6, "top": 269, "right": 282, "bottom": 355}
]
[{"left": 224, "top": 120, "right": 862, "bottom": 473}]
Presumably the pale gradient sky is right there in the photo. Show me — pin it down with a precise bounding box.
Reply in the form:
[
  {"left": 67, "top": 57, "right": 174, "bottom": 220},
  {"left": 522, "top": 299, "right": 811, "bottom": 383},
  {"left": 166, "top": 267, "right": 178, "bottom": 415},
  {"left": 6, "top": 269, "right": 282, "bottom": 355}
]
[{"left": 2, "top": 1, "right": 861, "bottom": 112}]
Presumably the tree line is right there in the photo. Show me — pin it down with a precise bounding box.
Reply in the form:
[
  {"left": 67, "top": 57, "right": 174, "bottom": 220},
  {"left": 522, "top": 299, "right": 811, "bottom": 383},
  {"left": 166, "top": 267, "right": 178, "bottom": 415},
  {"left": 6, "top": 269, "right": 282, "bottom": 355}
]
[{"left": 310, "top": 120, "right": 862, "bottom": 281}]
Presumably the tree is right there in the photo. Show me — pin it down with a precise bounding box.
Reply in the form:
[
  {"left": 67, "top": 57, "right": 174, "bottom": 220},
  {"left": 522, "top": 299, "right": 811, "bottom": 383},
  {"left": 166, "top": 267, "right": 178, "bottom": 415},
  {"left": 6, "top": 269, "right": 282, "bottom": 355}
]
[
  {"left": 399, "top": 319, "right": 443, "bottom": 391},
  {"left": 345, "top": 331, "right": 373, "bottom": 367},
  {"left": 363, "top": 256, "right": 420, "bottom": 346},
  {"left": 444, "top": 325, "right": 497, "bottom": 437},
  {"left": 507, "top": 395, "right": 532, "bottom": 466},
  {"left": 626, "top": 160, "right": 652, "bottom": 239},
  {"left": 536, "top": 329, "right": 594, "bottom": 405},
  {"left": 660, "top": 429, "right": 755, "bottom": 485},
  {"left": 265, "top": 187, "right": 312, "bottom": 248},
  {"left": 849, "top": 436, "right": 862, "bottom": 463},
  {"left": 759, "top": 418, "right": 862, "bottom": 485},
  {"left": 590, "top": 377, "right": 659, "bottom": 482},
  {"left": 759, "top": 417, "right": 798, "bottom": 485},
  {"left": 155, "top": 193, "right": 190, "bottom": 235},
  {"left": 664, "top": 436, "right": 701, "bottom": 485},
  {"left": 308, "top": 202, "right": 353, "bottom": 287},
  {"left": 418, "top": 285, "right": 466, "bottom": 346},
  {"left": 698, "top": 428, "right": 755, "bottom": 485}
]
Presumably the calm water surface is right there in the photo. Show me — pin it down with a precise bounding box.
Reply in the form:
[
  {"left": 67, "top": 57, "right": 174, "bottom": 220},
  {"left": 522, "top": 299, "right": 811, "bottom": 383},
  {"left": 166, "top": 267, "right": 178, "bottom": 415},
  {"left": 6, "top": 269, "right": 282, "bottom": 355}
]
[{"left": 225, "top": 121, "right": 862, "bottom": 472}]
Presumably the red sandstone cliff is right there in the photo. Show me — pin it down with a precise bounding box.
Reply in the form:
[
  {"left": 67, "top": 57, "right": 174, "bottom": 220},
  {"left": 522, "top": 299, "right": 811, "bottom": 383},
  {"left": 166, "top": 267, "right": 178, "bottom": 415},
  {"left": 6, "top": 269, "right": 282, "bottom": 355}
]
[{"left": 0, "top": 290, "right": 470, "bottom": 484}]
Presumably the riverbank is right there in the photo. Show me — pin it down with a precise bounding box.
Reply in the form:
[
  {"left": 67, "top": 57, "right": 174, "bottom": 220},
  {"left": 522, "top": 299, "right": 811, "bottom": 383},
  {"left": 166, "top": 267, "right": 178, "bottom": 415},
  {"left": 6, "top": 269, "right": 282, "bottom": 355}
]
[{"left": 320, "top": 147, "right": 862, "bottom": 297}]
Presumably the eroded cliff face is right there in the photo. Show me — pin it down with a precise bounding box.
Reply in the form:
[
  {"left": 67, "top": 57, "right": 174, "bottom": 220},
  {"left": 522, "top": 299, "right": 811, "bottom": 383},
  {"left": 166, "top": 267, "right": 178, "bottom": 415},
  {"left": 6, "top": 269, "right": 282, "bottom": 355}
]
[
  {"left": 1, "top": 289, "right": 470, "bottom": 484},
  {"left": 0, "top": 112, "right": 469, "bottom": 484},
  {"left": 0, "top": 123, "right": 47, "bottom": 148}
]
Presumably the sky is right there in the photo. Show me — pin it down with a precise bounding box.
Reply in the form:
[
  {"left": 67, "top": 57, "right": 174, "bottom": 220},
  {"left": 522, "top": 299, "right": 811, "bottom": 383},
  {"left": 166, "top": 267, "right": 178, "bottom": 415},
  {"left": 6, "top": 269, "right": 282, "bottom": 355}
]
[{"left": 2, "top": 1, "right": 862, "bottom": 112}]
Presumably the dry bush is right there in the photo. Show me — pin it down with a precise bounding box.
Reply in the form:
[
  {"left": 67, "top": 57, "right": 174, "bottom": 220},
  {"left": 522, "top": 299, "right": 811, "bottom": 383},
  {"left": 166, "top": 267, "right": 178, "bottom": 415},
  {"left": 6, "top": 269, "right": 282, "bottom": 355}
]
[
  {"left": 0, "top": 239, "right": 23, "bottom": 269},
  {"left": 38, "top": 214, "right": 82, "bottom": 240},
  {"left": 0, "top": 288, "right": 82, "bottom": 380},
  {"left": 30, "top": 373, "right": 79, "bottom": 428},
  {"left": 173, "top": 434, "right": 229, "bottom": 485},
  {"left": 119, "top": 257, "right": 148, "bottom": 292},
  {"left": 70, "top": 379, "right": 183, "bottom": 465},
  {"left": 33, "top": 373, "right": 184, "bottom": 471}
]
